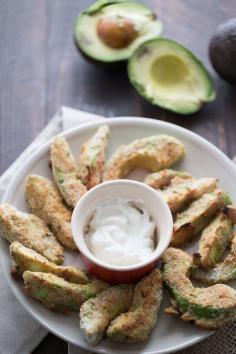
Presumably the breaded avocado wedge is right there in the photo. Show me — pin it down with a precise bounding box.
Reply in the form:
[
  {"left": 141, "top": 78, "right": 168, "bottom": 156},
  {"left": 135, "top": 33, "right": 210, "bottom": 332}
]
[
  {"left": 161, "top": 177, "right": 218, "bottom": 213},
  {"left": 0, "top": 204, "right": 63, "bottom": 265},
  {"left": 162, "top": 248, "right": 236, "bottom": 329},
  {"left": 171, "top": 189, "right": 231, "bottom": 247},
  {"left": 128, "top": 38, "right": 216, "bottom": 114},
  {"left": 78, "top": 125, "right": 110, "bottom": 189},
  {"left": 107, "top": 269, "right": 163, "bottom": 343},
  {"left": 80, "top": 284, "right": 133, "bottom": 345},
  {"left": 25, "top": 175, "right": 76, "bottom": 250},
  {"left": 192, "top": 232, "right": 236, "bottom": 284},
  {"left": 144, "top": 169, "right": 191, "bottom": 190},
  {"left": 50, "top": 136, "right": 87, "bottom": 208},
  {"left": 10, "top": 242, "right": 88, "bottom": 284},
  {"left": 23, "top": 271, "right": 108, "bottom": 313},
  {"left": 104, "top": 135, "right": 185, "bottom": 180},
  {"left": 193, "top": 212, "right": 232, "bottom": 268}
]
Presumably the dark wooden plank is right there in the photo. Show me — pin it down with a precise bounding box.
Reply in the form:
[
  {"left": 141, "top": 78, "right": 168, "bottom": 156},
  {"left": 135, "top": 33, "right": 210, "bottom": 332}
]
[
  {"left": 0, "top": 0, "right": 47, "bottom": 174},
  {"left": 32, "top": 333, "right": 67, "bottom": 354},
  {"left": 0, "top": 1, "right": 235, "bottom": 353}
]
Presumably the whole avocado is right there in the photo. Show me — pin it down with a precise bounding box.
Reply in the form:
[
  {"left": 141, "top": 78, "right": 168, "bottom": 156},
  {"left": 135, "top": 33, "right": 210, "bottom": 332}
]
[{"left": 209, "top": 19, "right": 236, "bottom": 85}]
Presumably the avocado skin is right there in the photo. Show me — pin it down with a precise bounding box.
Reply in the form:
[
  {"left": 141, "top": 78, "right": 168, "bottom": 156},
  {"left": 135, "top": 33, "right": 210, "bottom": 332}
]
[
  {"left": 209, "top": 18, "right": 236, "bottom": 85},
  {"left": 73, "top": 35, "right": 127, "bottom": 69},
  {"left": 84, "top": 0, "right": 126, "bottom": 15}
]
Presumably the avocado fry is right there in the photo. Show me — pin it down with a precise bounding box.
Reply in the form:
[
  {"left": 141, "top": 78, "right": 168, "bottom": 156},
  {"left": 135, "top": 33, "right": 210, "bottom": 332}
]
[
  {"left": 103, "top": 135, "right": 185, "bottom": 180},
  {"left": 192, "top": 232, "right": 236, "bottom": 284},
  {"left": 170, "top": 176, "right": 194, "bottom": 186},
  {"left": 78, "top": 125, "right": 110, "bottom": 189},
  {"left": 162, "top": 247, "right": 236, "bottom": 330},
  {"left": 23, "top": 271, "right": 108, "bottom": 313},
  {"left": 50, "top": 136, "right": 87, "bottom": 208},
  {"left": 10, "top": 241, "right": 89, "bottom": 284},
  {"left": 0, "top": 204, "right": 64, "bottom": 265},
  {"left": 107, "top": 269, "right": 163, "bottom": 343},
  {"left": 171, "top": 189, "right": 231, "bottom": 247},
  {"left": 80, "top": 284, "right": 133, "bottom": 345},
  {"left": 25, "top": 175, "right": 76, "bottom": 250},
  {"left": 161, "top": 177, "right": 218, "bottom": 213},
  {"left": 144, "top": 169, "right": 192, "bottom": 190},
  {"left": 193, "top": 212, "right": 232, "bottom": 268}
]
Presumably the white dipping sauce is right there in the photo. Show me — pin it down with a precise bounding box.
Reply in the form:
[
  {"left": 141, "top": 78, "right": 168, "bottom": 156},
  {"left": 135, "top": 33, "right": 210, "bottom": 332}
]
[{"left": 85, "top": 198, "right": 156, "bottom": 266}]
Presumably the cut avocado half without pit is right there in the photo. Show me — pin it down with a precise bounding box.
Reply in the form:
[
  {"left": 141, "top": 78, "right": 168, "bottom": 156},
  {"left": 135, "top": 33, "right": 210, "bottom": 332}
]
[
  {"left": 74, "top": 0, "right": 163, "bottom": 64},
  {"left": 128, "top": 38, "right": 216, "bottom": 114}
]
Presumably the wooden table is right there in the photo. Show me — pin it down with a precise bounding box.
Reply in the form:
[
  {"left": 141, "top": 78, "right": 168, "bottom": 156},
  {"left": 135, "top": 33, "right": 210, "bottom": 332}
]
[{"left": 0, "top": 0, "right": 236, "bottom": 353}]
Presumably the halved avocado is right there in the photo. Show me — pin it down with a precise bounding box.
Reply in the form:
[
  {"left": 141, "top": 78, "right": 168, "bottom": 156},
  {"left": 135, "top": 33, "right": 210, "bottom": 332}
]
[
  {"left": 74, "top": 0, "right": 163, "bottom": 64},
  {"left": 128, "top": 38, "right": 216, "bottom": 114}
]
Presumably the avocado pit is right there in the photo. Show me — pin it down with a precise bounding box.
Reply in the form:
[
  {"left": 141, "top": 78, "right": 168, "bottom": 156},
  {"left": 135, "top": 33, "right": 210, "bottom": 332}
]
[{"left": 97, "top": 17, "right": 137, "bottom": 49}]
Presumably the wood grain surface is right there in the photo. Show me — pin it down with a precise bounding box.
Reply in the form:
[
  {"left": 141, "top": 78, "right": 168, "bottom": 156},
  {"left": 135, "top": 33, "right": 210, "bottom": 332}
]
[{"left": 0, "top": 0, "right": 236, "bottom": 353}]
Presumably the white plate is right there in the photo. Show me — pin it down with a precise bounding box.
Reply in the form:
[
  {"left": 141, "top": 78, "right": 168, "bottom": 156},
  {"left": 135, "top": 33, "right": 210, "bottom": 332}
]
[{"left": 1, "top": 117, "right": 236, "bottom": 354}]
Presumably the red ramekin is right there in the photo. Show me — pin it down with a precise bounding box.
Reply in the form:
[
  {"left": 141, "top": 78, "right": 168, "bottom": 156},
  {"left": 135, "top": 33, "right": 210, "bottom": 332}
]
[{"left": 71, "top": 180, "right": 173, "bottom": 284}]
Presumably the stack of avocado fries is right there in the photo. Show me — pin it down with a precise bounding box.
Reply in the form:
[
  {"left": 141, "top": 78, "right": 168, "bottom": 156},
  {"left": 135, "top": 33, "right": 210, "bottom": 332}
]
[{"left": 1, "top": 123, "right": 236, "bottom": 345}]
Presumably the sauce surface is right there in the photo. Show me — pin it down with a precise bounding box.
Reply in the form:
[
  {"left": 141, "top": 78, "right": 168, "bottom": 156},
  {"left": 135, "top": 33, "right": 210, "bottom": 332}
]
[{"left": 85, "top": 198, "right": 156, "bottom": 266}]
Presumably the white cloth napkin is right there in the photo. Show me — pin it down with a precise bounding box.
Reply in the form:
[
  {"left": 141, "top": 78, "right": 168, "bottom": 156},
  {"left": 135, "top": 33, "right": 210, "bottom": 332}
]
[{"left": 0, "top": 106, "right": 103, "bottom": 354}]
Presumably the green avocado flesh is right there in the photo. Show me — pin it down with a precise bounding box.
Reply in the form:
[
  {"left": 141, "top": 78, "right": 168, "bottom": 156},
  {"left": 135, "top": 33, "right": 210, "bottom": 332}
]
[
  {"left": 128, "top": 38, "right": 216, "bottom": 114},
  {"left": 74, "top": 0, "right": 163, "bottom": 63}
]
